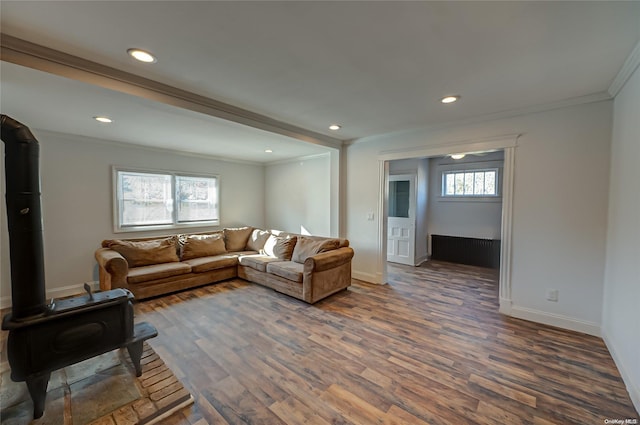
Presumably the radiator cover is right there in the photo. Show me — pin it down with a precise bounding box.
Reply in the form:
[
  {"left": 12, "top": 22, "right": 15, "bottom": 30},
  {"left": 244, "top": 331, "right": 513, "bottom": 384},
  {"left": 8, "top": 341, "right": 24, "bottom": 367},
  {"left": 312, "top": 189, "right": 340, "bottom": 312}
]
[{"left": 431, "top": 234, "right": 501, "bottom": 269}]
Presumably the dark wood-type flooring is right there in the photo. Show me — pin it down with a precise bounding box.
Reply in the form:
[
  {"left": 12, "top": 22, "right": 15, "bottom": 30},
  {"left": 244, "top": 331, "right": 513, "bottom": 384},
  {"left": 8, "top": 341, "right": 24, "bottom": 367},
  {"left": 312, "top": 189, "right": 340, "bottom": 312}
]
[
  {"left": 131, "top": 261, "right": 638, "bottom": 424},
  {"left": 3, "top": 261, "right": 636, "bottom": 424}
]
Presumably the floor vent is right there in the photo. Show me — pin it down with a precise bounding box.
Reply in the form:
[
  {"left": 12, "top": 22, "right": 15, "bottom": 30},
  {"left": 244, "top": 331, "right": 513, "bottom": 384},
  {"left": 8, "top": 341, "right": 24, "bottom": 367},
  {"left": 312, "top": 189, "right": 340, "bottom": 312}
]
[{"left": 431, "top": 234, "right": 500, "bottom": 269}]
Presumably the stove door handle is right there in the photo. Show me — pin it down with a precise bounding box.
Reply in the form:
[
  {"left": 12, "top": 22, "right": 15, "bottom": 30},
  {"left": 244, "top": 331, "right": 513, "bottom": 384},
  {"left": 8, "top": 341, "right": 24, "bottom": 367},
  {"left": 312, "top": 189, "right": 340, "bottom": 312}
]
[{"left": 83, "top": 283, "right": 94, "bottom": 300}]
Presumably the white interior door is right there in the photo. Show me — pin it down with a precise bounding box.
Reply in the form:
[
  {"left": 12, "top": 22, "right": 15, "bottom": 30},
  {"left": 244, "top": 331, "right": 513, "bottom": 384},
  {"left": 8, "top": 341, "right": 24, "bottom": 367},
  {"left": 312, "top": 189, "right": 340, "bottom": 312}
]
[{"left": 387, "top": 174, "right": 416, "bottom": 265}]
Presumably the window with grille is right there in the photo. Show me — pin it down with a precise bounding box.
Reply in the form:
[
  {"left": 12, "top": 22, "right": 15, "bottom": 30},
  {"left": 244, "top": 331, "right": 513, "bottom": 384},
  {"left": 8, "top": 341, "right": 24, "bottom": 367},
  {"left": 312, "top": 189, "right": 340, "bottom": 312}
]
[{"left": 442, "top": 169, "right": 498, "bottom": 197}]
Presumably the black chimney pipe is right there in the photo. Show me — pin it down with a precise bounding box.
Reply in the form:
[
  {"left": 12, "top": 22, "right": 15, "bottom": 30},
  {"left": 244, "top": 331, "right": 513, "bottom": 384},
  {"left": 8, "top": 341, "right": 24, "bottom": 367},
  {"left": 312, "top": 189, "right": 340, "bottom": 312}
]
[{"left": 1, "top": 114, "right": 47, "bottom": 320}]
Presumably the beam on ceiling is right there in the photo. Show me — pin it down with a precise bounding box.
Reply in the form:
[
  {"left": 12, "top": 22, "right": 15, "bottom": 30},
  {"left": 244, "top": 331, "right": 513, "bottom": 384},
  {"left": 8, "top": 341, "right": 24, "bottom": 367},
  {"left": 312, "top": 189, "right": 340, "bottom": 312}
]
[{"left": 0, "top": 33, "right": 343, "bottom": 149}]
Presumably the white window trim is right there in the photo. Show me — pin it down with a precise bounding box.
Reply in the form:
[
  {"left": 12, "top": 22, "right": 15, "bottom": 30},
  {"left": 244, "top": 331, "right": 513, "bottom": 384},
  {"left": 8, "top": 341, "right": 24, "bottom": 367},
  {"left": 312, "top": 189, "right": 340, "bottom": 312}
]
[{"left": 112, "top": 166, "right": 220, "bottom": 233}]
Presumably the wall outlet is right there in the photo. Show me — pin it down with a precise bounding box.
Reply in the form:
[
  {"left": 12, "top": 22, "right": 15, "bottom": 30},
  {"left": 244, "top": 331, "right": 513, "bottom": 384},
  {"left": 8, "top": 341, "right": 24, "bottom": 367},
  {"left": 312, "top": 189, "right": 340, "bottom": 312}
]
[{"left": 546, "top": 289, "right": 559, "bottom": 302}]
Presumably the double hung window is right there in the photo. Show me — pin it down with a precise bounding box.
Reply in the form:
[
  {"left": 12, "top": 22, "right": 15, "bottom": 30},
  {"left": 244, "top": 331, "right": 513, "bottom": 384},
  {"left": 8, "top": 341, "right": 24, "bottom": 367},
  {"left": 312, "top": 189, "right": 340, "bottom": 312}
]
[{"left": 114, "top": 168, "right": 219, "bottom": 231}]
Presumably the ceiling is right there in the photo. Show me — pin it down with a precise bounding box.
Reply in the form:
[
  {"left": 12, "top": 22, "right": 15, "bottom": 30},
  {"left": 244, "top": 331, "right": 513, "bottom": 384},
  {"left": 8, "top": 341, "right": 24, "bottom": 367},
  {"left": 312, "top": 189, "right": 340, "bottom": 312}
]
[{"left": 1, "top": 1, "right": 639, "bottom": 162}]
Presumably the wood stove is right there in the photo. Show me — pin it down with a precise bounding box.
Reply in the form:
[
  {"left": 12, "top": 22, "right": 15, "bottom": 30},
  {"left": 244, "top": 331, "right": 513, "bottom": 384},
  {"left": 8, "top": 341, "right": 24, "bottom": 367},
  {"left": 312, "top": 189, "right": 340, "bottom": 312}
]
[{"left": 1, "top": 115, "right": 158, "bottom": 419}]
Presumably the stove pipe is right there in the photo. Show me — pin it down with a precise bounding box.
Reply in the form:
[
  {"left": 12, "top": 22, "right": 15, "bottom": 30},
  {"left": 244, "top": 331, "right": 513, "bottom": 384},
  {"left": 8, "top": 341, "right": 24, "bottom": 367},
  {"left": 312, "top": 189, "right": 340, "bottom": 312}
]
[{"left": 1, "top": 114, "right": 47, "bottom": 320}]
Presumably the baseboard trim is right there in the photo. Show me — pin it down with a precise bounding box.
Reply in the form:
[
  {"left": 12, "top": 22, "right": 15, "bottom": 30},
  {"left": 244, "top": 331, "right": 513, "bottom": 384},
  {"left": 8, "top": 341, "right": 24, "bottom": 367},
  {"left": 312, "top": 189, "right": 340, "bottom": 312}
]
[
  {"left": 499, "top": 297, "right": 512, "bottom": 315},
  {"left": 509, "top": 305, "right": 601, "bottom": 337},
  {"left": 0, "top": 281, "right": 99, "bottom": 310},
  {"left": 602, "top": 329, "right": 640, "bottom": 415},
  {"left": 352, "top": 270, "right": 382, "bottom": 284}
]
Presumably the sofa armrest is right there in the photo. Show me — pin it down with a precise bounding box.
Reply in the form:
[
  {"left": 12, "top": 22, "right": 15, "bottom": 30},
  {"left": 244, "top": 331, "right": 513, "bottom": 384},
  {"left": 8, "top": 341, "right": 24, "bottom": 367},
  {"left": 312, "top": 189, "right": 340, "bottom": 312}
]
[
  {"left": 304, "top": 247, "right": 354, "bottom": 272},
  {"left": 302, "top": 247, "right": 354, "bottom": 303},
  {"left": 95, "top": 248, "right": 129, "bottom": 291}
]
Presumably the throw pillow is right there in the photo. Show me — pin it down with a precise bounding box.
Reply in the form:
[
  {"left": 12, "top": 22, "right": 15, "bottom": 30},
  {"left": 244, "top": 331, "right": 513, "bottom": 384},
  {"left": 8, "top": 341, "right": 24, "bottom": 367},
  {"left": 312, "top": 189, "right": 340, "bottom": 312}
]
[
  {"left": 223, "top": 227, "right": 253, "bottom": 252},
  {"left": 291, "top": 237, "right": 340, "bottom": 264},
  {"left": 181, "top": 234, "right": 227, "bottom": 260},
  {"left": 107, "top": 237, "right": 179, "bottom": 268},
  {"left": 246, "top": 229, "right": 271, "bottom": 251},
  {"left": 262, "top": 235, "right": 297, "bottom": 260}
]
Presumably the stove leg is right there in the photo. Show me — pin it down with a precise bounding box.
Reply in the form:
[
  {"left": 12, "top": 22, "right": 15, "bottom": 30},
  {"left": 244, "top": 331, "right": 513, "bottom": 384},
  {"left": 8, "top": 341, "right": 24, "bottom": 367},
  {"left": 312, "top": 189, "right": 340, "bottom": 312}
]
[
  {"left": 26, "top": 372, "right": 50, "bottom": 419},
  {"left": 126, "top": 321, "right": 158, "bottom": 377},
  {"left": 127, "top": 340, "right": 144, "bottom": 377}
]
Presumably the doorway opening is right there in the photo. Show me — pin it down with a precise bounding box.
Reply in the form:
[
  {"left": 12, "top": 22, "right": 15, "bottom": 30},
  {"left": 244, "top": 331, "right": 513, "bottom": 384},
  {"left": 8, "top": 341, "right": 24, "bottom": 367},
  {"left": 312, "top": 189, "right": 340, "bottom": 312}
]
[
  {"left": 377, "top": 136, "right": 518, "bottom": 314},
  {"left": 387, "top": 151, "right": 504, "bottom": 269}
]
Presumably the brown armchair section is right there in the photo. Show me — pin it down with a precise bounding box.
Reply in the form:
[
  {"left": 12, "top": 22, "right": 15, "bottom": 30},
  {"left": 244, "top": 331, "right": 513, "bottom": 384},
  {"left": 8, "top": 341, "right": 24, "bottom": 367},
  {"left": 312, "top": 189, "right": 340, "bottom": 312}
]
[
  {"left": 303, "top": 247, "right": 354, "bottom": 303},
  {"left": 95, "top": 247, "right": 129, "bottom": 291}
]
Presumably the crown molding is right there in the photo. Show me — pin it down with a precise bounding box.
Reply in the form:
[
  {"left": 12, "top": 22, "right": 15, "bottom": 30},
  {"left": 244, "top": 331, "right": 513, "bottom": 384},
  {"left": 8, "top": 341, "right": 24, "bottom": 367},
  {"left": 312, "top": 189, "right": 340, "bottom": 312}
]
[
  {"left": 378, "top": 134, "right": 520, "bottom": 162},
  {"left": 33, "top": 129, "right": 264, "bottom": 166},
  {"left": 608, "top": 39, "right": 640, "bottom": 98},
  {"left": 265, "top": 152, "right": 331, "bottom": 166},
  {"left": 349, "top": 91, "right": 611, "bottom": 146},
  {"left": 0, "top": 33, "right": 343, "bottom": 150}
]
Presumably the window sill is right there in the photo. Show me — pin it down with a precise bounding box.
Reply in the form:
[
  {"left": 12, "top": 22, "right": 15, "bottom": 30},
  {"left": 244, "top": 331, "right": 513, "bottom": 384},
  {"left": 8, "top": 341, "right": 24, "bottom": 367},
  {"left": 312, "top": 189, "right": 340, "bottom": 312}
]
[
  {"left": 114, "top": 220, "right": 220, "bottom": 234},
  {"left": 437, "top": 196, "right": 502, "bottom": 203}
]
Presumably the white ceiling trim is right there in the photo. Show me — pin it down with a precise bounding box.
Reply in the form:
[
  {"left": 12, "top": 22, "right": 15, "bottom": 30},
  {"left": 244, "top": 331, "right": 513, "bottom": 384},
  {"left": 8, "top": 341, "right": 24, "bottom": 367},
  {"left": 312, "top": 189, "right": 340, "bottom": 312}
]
[
  {"left": 0, "top": 33, "right": 343, "bottom": 150},
  {"left": 265, "top": 152, "right": 331, "bottom": 167},
  {"left": 378, "top": 134, "right": 520, "bottom": 162},
  {"left": 33, "top": 129, "right": 263, "bottom": 166},
  {"left": 608, "top": 38, "right": 640, "bottom": 98},
  {"left": 348, "top": 92, "right": 611, "bottom": 146}
]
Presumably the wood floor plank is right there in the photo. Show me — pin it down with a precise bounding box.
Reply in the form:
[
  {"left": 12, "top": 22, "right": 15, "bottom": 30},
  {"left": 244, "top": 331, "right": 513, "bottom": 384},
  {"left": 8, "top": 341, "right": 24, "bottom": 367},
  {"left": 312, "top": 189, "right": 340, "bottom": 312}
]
[
  {"left": 127, "top": 260, "right": 635, "bottom": 424},
  {"left": 4, "top": 260, "right": 633, "bottom": 423},
  {"left": 269, "top": 396, "right": 332, "bottom": 425}
]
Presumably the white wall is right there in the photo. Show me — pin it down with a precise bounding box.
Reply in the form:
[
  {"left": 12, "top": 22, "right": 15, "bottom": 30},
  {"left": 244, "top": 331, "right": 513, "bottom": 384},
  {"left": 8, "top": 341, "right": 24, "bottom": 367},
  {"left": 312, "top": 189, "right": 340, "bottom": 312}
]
[
  {"left": 265, "top": 154, "right": 331, "bottom": 236},
  {"left": 427, "top": 152, "right": 503, "bottom": 254},
  {"left": 0, "top": 131, "right": 265, "bottom": 308},
  {"left": 347, "top": 101, "right": 612, "bottom": 334},
  {"left": 602, "top": 64, "right": 640, "bottom": 412}
]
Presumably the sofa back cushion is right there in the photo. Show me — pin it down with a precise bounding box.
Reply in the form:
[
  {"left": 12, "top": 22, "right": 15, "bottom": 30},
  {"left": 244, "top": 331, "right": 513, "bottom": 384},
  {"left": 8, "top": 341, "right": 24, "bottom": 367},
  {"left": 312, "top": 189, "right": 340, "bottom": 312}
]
[
  {"left": 262, "top": 235, "right": 297, "bottom": 260},
  {"left": 181, "top": 233, "right": 227, "bottom": 260},
  {"left": 291, "top": 237, "right": 340, "bottom": 264},
  {"left": 106, "top": 237, "right": 179, "bottom": 268},
  {"left": 246, "top": 229, "right": 271, "bottom": 251},
  {"left": 269, "top": 230, "right": 349, "bottom": 248},
  {"left": 223, "top": 227, "right": 253, "bottom": 252}
]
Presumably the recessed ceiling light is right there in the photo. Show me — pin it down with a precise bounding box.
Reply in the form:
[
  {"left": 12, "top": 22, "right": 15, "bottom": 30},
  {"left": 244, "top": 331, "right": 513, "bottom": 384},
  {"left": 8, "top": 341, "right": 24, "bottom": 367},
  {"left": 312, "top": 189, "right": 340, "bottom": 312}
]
[
  {"left": 450, "top": 153, "right": 466, "bottom": 160},
  {"left": 94, "top": 116, "right": 113, "bottom": 123},
  {"left": 329, "top": 124, "right": 341, "bottom": 131},
  {"left": 127, "top": 48, "right": 157, "bottom": 63},
  {"left": 265, "top": 149, "right": 273, "bottom": 153},
  {"left": 441, "top": 95, "right": 460, "bottom": 104}
]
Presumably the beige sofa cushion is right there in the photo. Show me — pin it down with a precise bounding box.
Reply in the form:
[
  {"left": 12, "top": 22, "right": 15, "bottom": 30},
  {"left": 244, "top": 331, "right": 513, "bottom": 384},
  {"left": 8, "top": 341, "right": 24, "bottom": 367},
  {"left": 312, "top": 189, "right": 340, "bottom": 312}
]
[
  {"left": 291, "top": 237, "right": 340, "bottom": 264},
  {"left": 238, "top": 254, "right": 282, "bottom": 272},
  {"left": 224, "top": 227, "right": 253, "bottom": 252},
  {"left": 227, "top": 250, "right": 260, "bottom": 257},
  {"left": 128, "top": 262, "right": 192, "bottom": 284},
  {"left": 262, "top": 235, "right": 297, "bottom": 260},
  {"left": 266, "top": 261, "right": 304, "bottom": 283},
  {"left": 181, "top": 234, "right": 226, "bottom": 260},
  {"left": 107, "top": 237, "right": 179, "bottom": 268},
  {"left": 182, "top": 255, "right": 238, "bottom": 273},
  {"left": 246, "top": 229, "right": 271, "bottom": 251}
]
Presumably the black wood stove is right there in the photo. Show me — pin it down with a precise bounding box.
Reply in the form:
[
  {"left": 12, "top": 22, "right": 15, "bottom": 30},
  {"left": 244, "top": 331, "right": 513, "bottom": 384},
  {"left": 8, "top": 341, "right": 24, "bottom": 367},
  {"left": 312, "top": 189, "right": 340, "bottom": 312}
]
[{"left": 1, "top": 115, "right": 158, "bottom": 419}]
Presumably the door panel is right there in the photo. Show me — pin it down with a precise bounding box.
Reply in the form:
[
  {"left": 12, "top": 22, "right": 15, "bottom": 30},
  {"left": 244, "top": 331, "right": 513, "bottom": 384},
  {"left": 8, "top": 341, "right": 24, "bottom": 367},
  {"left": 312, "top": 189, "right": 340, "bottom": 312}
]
[{"left": 387, "top": 174, "right": 416, "bottom": 265}]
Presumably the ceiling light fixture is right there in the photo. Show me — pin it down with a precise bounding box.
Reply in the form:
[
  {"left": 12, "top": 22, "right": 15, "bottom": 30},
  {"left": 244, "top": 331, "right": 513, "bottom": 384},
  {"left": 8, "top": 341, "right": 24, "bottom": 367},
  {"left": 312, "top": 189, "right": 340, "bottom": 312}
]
[
  {"left": 441, "top": 95, "right": 460, "bottom": 104},
  {"left": 451, "top": 153, "right": 466, "bottom": 160},
  {"left": 329, "top": 124, "right": 341, "bottom": 131},
  {"left": 127, "top": 48, "right": 157, "bottom": 63},
  {"left": 265, "top": 149, "right": 273, "bottom": 153},
  {"left": 93, "top": 116, "right": 113, "bottom": 123}
]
